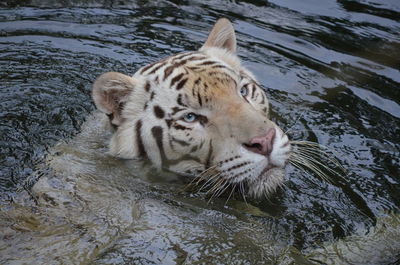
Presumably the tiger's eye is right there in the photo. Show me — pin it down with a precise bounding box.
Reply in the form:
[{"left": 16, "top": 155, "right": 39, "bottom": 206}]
[
  {"left": 240, "top": 86, "right": 248, "bottom": 96},
  {"left": 183, "top": 112, "right": 198, "bottom": 123}
]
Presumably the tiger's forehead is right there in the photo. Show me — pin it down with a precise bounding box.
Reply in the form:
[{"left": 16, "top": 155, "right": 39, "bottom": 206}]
[{"left": 137, "top": 51, "right": 249, "bottom": 107}]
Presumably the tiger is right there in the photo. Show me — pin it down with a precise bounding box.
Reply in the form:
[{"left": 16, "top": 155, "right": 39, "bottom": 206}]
[{"left": 92, "top": 18, "right": 291, "bottom": 198}]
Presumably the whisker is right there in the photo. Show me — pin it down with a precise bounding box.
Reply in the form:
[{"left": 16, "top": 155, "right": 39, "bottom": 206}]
[
  {"left": 286, "top": 129, "right": 327, "bottom": 135},
  {"left": 290, "top": 157, "right": 332, "bottom": 184},
  {"left": 290, "top": 140, "right": 336, "bottom": 154},
  {"left": 291, "top": 151, "right": 339, "bottom": 175},
  {"left": 215, "top": 181, "right": 231, "bottom": 198},
  {"left": 291, "top": 145, "right": 346, "bottom": 174},
  {"left": 284, "top": 110, "right": 306, "bottom": 135},
  {"left": 210, "top": 181, "right": 230, "bottom": 201},
  {"left": 291, "top": 155, "right": 328, "bottom": 177},
  {"left": 199, "top": 172, "right": 222, "bottom": 192},
  {"left": 207, "top": 178, "right": 227, "bottom": 203},
  {"left": 225, "top": 183, "right": 237, "bottom": 206},
  {"left": 240, "top": 182, "right": 248, "bottom": 205},
  {"left": 207, "top": 178, "right": 225, "bottom": 195},
  {"left": 195, "top": 165, "right": 218, "bottom": 183},
  {"left": 291, "top": 141, "right": 346, "bottom": 169},
  {"left": 183, "top": 164, "right": 219, "bottom": 191}
]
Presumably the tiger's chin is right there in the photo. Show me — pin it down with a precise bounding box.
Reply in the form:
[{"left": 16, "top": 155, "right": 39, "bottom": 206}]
[{"left": 246, "top": 167, "right": 284, "bottom": 199}]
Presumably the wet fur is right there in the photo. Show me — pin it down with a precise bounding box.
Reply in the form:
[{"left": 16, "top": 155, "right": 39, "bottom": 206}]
[{"left": 92, "top": 18, "right": 338, "bottom": 200}]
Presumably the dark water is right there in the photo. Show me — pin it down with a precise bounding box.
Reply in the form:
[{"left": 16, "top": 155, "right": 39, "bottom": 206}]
[{"left": 0, "top": 0, "right": 399, "bottom": 264}]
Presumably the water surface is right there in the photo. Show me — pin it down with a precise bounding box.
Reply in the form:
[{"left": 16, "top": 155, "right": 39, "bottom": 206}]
[{"left": 0, "top": 0, "right": 399, "bottom": 264}]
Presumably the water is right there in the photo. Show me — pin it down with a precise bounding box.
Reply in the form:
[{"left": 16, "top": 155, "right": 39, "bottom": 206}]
[{"left": 0, "top": 0, "right": 399, "bottom": 264}]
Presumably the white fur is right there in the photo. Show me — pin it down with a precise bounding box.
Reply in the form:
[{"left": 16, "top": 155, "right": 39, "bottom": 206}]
[{"left": 94, "top": 19, "right": 292, "bottom": 199}]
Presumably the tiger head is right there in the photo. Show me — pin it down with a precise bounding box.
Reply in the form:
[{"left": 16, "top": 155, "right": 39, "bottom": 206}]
[{"left": 92, "top": 18, "right": 291, "bottom": 198}]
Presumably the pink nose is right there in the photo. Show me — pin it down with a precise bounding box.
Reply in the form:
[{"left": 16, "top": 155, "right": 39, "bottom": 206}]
[{"left": 244, "top": 128, "right": 276, "bottom": 156}]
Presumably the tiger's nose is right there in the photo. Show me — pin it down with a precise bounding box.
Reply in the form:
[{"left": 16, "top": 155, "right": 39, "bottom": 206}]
[{"left": 243, "top": 128, "right": 276, "bottom": 156}]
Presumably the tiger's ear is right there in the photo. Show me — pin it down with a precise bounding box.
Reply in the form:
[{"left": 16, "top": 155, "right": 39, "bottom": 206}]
[
  {"left": 92, "top": 72, "right": 135, "bottom": 127},
  {"left": 202, "top": 18, "right": 236, "bottom": 53}
]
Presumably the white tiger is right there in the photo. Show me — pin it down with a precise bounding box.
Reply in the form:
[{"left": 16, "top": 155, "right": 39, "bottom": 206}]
[{"left": 92, "top": 18, "right": 291, "bottom": 198}]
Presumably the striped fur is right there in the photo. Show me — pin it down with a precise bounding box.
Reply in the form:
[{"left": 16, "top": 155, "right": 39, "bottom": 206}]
[{"left": 92, "top": 19, "right": 290, "bottom": 198}]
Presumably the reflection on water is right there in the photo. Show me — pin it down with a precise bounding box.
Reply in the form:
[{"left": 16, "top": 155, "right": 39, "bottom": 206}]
[{"left": 0, "top": 0, "right": 399, "bottom": 264}]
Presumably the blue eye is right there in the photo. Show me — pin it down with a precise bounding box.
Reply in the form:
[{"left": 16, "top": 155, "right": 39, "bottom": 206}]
[
  {"left": 240, "top": 86, "right": 248, "bottom": 96},
  {"left": 183, "top": 112, "right": 198, "bottom": 123}
]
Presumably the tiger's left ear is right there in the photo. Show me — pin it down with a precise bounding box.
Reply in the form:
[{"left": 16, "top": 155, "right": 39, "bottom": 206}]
[{"left": 201, "top": 18, "right": 236, "bottom": 53}]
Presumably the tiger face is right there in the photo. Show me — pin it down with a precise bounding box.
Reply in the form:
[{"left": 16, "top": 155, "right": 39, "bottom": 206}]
[{"left": 92, "top": 18, "right": 291, "bottom": 198}]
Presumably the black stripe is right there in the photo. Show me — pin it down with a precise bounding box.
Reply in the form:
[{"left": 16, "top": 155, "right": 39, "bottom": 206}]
[
  {"left": 170, "top": 73, "right": 184, "bottom": 87},
  {"left": 177, "top": 94, "right": 185, "bottom": 106},
  {"left": 251, "top": 84, "right": 256, "bottom": 99},
  {"left": 171, "top": 137, "right": 190, "bottom": 146},
  {"left": 219, "top": 155, "right": 241, "bottom": 165},
  {"left": 144, "top": 81, "right": 151, "bottom": 92},
  {"left": 211, "top": 64, "right": 227, "bottom": 69},
  {"left": 148, "top": 61, "right": 166, "bottom": 75},
  {"left": 206, "top": 72, "right": 237, "bottom": 86},
  {"left": 150, "top": 91, "right": 155, "bottom": 101},
  {"left": 198, "top": 140, "right": 205, "bottom": 150},
  {"left": 199, "top": 115, "right": 208, "bottom": 126},
  {"left": 212, "top": 64, "right": 237, "bottom": 75},
  {"left": 226, "top": 162, "right": 250, "bottom": 172},
  {"left": 176, "top": 94, "right": 186, "bottom": 107},
  {"left": 136, "top": 120, "right": 147, "bottom": 158},
  {"left": 192, "top": 85, "right": 196, "bottom": 97},
  {"left": 151, "top": 126, "right": 166, "bottom": 167},
  {"left": 163, "top": 65, "right": 175, "bottom": 80},
  {"left": 171, "top": 106, "right": 185, "bottom": 115},
  {"left": 164, "top": 60, "right": 189, "bottom": 81},
  {"left": 140, "top": 61, "right": 157, "bottom": 74},
  {"left": 231, "top": 169, "right": 251, "bottom": 180},
  {"left": 204, "top": 140, "right": 213, "bottom": 169},
  {"left": 153, "top": 105, "right": 165, "bottom": 119},
  {"left": 165, "top": 119, "right": 173, "bottom": 128},
  {"left": 188, "top": 66, "right": 200, "bottom": 71},
  {"left": 176, "top": 78, "right": 188, "bottom": 90},
  {"left": 173, "top": 124, "right": 192, "bottom": 130},
  {"left": 173, "top": 51, "right": 197, "bottom": 60},
  {"left": 199, "top": 60, "right": 217, "bottom": 65},
  {"left": 260, "top": 92, "right": 266, "bottom": 105},
  {"left": 152, "top": 126, "right": 199, "bottom": 167},
  {"left": 191, "top": 145, "right": 198, "bottom": 152},
  {"left": 197, "top": 90, "right": 202, "bottom": 106},
  {"left": 254, "top": 92, "right": 259, "bottom": 101}
]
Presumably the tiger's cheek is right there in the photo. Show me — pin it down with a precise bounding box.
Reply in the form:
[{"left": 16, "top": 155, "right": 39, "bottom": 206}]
[{"left": 168, "top": 123, "right": 208, "bottom": 156}]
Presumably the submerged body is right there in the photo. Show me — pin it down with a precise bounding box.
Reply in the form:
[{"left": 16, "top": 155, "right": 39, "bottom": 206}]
[{"left": 93, "top": 19, "right": 291, "bottom": 197}]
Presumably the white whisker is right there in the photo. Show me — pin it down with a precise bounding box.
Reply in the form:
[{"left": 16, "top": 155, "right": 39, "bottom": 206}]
[
  {"left": 285, "top": 110, "right": 306, "bottom": 134},
  {"left": 225, "top": 183, "right": 237, "bottom": 205}
]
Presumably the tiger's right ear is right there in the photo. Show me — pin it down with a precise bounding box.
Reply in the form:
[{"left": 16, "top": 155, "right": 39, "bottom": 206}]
[{"left": 92, "top": 72, "right": 135, "bottom": 127}]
